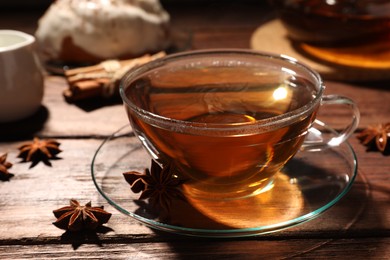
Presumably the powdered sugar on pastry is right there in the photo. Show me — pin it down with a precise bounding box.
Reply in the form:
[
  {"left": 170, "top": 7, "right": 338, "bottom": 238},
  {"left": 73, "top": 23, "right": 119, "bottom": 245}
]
[{"left": 35, "top": 0, "right": 170, "bottom": 62}]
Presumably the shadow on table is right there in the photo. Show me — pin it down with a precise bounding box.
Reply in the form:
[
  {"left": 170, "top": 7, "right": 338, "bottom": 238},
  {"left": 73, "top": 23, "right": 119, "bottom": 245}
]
[
  {"left": 65, "top": 95, "right": 123, "bottom": 113},
  {"left": 92, "top": 133, "right": 386, "bottom": 258},
  {"left": 131, "top": 156, "right": 359, "bottom": 233},
  {"left": 59, "top": 226, "right": 114, "bottom": 250},
  {"left": 0, "top": 105, "right": 49, "bottom": 141},
  {"left": 159, "top": 169, "right": 386, "bottom": 258}
]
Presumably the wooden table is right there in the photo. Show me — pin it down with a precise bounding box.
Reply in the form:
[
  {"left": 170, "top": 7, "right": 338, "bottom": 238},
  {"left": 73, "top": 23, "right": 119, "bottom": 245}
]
[{"left": 1, "top": 2, "right": 389, "bottom": 258}]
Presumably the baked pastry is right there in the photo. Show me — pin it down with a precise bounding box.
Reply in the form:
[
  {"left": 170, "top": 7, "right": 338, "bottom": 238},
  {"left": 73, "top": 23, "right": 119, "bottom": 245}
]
[{"left": 35, "top": 0, "right": 170, "bottom": 63}]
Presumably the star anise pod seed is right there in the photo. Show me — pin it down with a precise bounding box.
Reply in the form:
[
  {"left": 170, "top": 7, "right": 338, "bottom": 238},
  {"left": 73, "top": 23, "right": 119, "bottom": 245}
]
[
  {"left": 123, "top": 160, "right": 186, "bottom": 212},
  {"left": 357, "top": 122, "right": 390, "bottom": 153},
  {"left": 0, "top": 153, "right": 13, "bottom": 180},
  {"left": 18, "top": 137, "right": 62, "bottom": 167},
  {"left": 53, "top": 199, "right": 112, "bottom": 232}
]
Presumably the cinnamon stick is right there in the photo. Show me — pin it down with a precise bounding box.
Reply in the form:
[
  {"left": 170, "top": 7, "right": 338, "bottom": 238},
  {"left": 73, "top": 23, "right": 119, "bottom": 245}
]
[{"left": 63, "top": 52, "right": 166, "bottom": 102}]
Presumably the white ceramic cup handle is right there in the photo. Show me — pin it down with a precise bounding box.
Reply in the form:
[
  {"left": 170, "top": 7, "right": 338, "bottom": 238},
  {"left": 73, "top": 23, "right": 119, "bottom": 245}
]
[{"left": 302, "top": 95, "right": 360, "bottom": 151}]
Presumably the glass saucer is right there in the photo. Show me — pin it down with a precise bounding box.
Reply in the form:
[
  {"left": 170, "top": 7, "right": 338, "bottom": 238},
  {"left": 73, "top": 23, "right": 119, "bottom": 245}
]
[{"left": 91, "top": 125, "right": 358, "bottom": 238}]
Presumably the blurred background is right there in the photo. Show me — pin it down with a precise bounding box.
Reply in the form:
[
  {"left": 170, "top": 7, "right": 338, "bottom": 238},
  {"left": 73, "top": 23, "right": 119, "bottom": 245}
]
[
  {"left": 0, "top": 0, "right": 266, "bottom": 10},
  {"left": 0, "top": 0, "right": 52, "bottom": 9}
]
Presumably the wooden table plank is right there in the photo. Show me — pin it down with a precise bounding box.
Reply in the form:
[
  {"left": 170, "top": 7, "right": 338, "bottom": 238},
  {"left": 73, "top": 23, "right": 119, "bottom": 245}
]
[
  {"left": 1, "top": 75, "right": 388, "bottom": 139},
  {"left": 0, "top": 2, "right": 389, "bottom": 258},
  {"left": 320, "top": 81, "right": 390, "bottom": 130},
  {"left": 0, "top": 137, "right": 388, "bottom": 240},
  {"left": 0, "top": 76, "right": 129, "bottom": 139},
  {"left": 1, "top": 238, "right": 389, "bottom": 259}
]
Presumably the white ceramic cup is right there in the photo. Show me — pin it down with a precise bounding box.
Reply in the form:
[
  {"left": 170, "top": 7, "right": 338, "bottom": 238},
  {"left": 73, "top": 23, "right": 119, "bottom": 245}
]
[{"left": 0, "top": 30, "right": 44, "bottom": 122}]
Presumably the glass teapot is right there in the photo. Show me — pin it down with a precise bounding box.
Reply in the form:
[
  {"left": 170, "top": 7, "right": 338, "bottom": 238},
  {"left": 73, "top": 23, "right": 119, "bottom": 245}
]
[{"left": 269, "top": 0, "right": 390, "bottom": 46}]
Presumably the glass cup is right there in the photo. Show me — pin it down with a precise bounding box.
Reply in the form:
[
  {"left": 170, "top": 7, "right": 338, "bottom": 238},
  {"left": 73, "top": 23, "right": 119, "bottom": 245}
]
[{"left": 119, "top": 49, "right": 359, "bottom": 200}]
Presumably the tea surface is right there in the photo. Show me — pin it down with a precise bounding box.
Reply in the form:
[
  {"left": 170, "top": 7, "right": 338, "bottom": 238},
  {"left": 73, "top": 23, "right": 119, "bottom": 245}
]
[{"left": 125, "top": 67, "right": 317, "bottom": 199}]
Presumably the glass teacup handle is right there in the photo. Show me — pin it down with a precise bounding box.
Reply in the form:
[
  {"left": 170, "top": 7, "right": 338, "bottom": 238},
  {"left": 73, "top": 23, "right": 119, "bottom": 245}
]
[{"left": 302, "top": 95, "right": 360, "bottom": 151}]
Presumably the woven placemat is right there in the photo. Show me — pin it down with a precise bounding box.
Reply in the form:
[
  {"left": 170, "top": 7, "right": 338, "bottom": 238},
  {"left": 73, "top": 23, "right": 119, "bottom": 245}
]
[{"left": 250, "top": 19, "right": 390, "bottom": 81}]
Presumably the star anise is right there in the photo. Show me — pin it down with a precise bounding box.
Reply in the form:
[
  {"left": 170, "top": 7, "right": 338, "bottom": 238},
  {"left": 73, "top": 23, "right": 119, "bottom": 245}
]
[
  {"left": 18, "top": 137, "right": 62, "bottom": 167},
  {"left": 123, "top": 160, "right": 186, "bottom": 212},
  {"left": 53, "top": 199, "right": 112, "bottom": 232},
  {"left": 357, "top": 122, "right": 390, "bottom": 154},
  {"left": 0, "top": 153, "right": 13, "bottom": 180}
]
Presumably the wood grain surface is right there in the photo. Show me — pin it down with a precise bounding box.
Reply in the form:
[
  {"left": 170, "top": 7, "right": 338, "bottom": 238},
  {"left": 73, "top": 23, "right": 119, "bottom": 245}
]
[{"left": 0, "top": 2, "right": 389, "bottom": 259}]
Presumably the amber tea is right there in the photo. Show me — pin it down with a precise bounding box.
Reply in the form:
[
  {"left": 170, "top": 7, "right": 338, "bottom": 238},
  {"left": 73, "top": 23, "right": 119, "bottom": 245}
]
[
  {"left": 123, "top": 66, "right": 318, "bottom": 199},
  {"left": 120, "top": 50, "right": 359, "bottom": 201}
]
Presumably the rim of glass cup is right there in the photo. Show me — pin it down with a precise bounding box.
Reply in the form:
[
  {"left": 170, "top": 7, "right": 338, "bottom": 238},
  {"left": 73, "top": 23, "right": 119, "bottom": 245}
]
[{"left": 119, "top": 49, "right": 324, "bottom": 135}]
